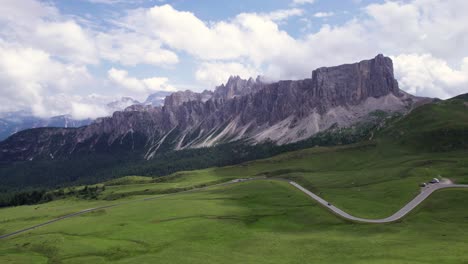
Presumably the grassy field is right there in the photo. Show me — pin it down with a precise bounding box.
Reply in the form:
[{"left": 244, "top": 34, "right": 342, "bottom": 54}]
[
  {"left": 1, "top": 141, "right": 467, "bottom": 264},
  {"left": 1, "top": 181, "right": 468, "bottom": 263},
  {"left": 0, "top": 141, "right": 467, "bottom": 264}
]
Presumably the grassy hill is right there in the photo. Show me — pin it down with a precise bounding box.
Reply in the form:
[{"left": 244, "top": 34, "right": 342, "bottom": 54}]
[
  {"left": 379, "top": 95, "right": 468, "bottom": 151},
  {"left": 1, "top": 181, "right": 468, "bottom": 263},
  {"left": 0, "top": 95, "right": 467, "bottom": 263}
]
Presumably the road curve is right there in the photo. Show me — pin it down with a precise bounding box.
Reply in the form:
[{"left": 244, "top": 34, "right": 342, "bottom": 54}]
[
  {"left": 1, "top": 179, "right": 467, "bottom": 239},
  {"left": 289, "top": 181, "right": 468, "bottom": 223}
]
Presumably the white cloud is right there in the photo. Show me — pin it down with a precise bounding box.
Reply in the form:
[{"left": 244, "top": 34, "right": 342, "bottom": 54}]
[
  {"left": 393, "top": 54, "right": 468, "bottom": 99},
  {"left": 0, "top": 0, "right": 97, "bottom": 65},
  {"left": 96, "top": 31, "right": 179, "bottom": 66},
  {"left": 195, "top": 62, "right": 260, "bottom": 88},
  {"left": 314, "top": 12, "right": 334, "bottom": 18},
  {"left": 108, "top": 68, "right": 176, "bottom": 99},
  {"left": 0, "top": 0, "right": 58, "bottom": 23},
  {"left": 70, "top": 102, "right": 110, "bottom": 119},
  {"left": 33, "top": 21, "right": 98, "bottom": 64},
  {"left": 0, "top": 43, "right": 116, "bottom": 120},
  {"left": 292, "top": 0, "right": 315, "bottom": 5},
  {"left": 263, "top": 8, "right": 304, "bottom": 22},
  {"left": 0, "top": 42, "right": 95, "bottom": 117},
  {"left": 364, "top": 0, "right": 468, "bottom": 62},
  {"left": 119, "top": 4, "right": 300, "bottom": 67}
]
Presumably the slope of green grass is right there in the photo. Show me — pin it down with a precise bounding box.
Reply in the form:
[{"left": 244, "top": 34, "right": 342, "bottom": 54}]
[
  {"left": 103, "top": 176, "right": 154, "bottom": 186},
  {"left": 2, "top": 141, "right": 466, "bottom": 236},
  {"left": 99, "top": 170, "right": 236, "bottom": 200},
  {"left": 1, "top": 181, "right": 468, "bottom": 264},
  {"left": 379, "top": 97, "right": 468, "bottom": 151}
]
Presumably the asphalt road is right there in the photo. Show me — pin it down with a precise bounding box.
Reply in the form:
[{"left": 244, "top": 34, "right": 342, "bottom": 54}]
[
  {"left": 1, "top": 178, "right": 467, "bottom": 239},
  {"left": 289, "top": 181, "right": 468, "bottom": 223}
]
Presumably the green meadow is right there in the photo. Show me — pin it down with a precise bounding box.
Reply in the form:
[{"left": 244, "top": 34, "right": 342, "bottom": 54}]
[
  {"left": 1, "top": 180, "right": 468, "bottom": 264},
  {"left": 1, "top": 139, "right": 467, "bottom": 263}
]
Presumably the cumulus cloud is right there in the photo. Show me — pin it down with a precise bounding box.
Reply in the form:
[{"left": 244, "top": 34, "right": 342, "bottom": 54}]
[
  {"left": 263, "top": 8, "right": 304, "bottom": 22},
  {"left": 0, "top": 42, "right": 95, "bottom": 117},
  {"left": 70, "top": 102, "right": 110, "bottom": 120},
  {"left": 364, "top": 0, "right": 468, "bottom": 62},
  {"left": 96, "top": 31, "right": 179, "bottom": 66},
  {"left": 118, "top": 4, "right": 298, "bottom": 64},
  {"left": 0, "top": 0, "right": 97, "bottom": 64},
  {"left": 37, "top": 94, "right": 112, "bottom": 119},
  {"left": 393, "top": 54, "right": 468, "bottom": 99},
  {"left": 108, "top": 68, "right": 176, "bottom": 99}
]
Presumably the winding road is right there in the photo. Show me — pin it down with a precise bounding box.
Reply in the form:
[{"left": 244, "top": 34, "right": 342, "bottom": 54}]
[
  {"left": 289, "top": 181, "right": 468, "bottom": 223},
  {"left": 1, "top": 178, "right": 467, "bottom": 239}
]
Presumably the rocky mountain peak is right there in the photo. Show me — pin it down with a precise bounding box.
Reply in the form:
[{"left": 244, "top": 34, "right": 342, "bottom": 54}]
[
  {"left": 164, "top": 90, "right": 213, "bottom": 108},
  {"left": 0, "top": 55, "right": 428, "bottom": 162},
  {"left": 310, "top": 54, "right": 399, "bottom": 111},
  {"left": 213, "top": 75, "right": 262, "bottom": 100}
]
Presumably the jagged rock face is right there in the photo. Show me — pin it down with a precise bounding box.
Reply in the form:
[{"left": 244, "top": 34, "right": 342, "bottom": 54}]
[
  {"left": 310, "top": 54, "right": 399, "bottom": 110},
  {"left": 213, "top": 76, "right": 262, "bottom": 100},
  {"left": 0, "top": 55, "right": 423, "bottom": 162},
  {"left": 164, "top": 90, "right": 213, "bottom": 109}
]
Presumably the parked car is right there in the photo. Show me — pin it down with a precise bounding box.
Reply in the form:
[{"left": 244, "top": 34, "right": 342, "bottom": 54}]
[
  {"left": 429, "top": 178, "right": 440, "bottom": 184},
  {"left": 420, "top": 183, "right": 427, "bottom": 187}
]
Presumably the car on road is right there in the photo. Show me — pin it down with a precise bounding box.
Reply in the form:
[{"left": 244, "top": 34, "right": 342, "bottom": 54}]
[
  {"left": 420, "top": 183, "right": 427, "bottom": 187},
  {"left": 429, "top": 178, "right": 440, "bottom": 184}
]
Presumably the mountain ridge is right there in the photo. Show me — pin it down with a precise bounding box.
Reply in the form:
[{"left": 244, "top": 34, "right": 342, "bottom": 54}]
[{"left": 0, "top": 55, "right": 430, "bottom": 162}]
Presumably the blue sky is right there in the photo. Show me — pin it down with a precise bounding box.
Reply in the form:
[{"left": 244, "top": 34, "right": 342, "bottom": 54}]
[{"left": 0, "top": 0, "right": 467, "bottom": 118}]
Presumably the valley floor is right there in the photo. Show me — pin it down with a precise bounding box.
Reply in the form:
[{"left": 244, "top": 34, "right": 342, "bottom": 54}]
[{"left": 1, "top": 143, "right": 467, "bottom": 263}]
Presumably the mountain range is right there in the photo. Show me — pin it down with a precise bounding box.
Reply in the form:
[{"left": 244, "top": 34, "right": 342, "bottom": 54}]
[
  {"left": 0, "top": 92, "right": 173, "bottom": 141},
  {"left": 0, "top": 55, "right": 432, "bottom": 162}
]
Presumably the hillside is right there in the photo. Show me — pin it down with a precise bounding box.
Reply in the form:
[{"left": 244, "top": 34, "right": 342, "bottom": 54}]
[{"left": 379, "top": 94, "right": 468, "bottom": 151}]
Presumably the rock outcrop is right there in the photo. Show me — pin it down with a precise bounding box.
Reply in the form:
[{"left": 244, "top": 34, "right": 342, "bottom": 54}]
[{"left": 0, "top": 55, "right": 425, "bottom": 162}]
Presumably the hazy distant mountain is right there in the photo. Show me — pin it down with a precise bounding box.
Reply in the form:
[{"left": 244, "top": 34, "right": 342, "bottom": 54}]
[
  {"left": 143, "top": 91, "right": 173, "bottom": 107},
  {"left": 0, "top": 55, "right": 430, "bottom": 162},
  {"left": 107, "top": 97, "right": 141, "bottom": 112},
  {"left": 0, "top": 97, "right": 142, "bottom": 141},
  {"left": 0, "top": 112, "right": 92, "bottom": 141}
]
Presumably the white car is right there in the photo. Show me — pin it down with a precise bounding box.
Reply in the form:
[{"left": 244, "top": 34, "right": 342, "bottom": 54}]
[{"left": 429, "top": 178, "right": 440, "bottom": 184}]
